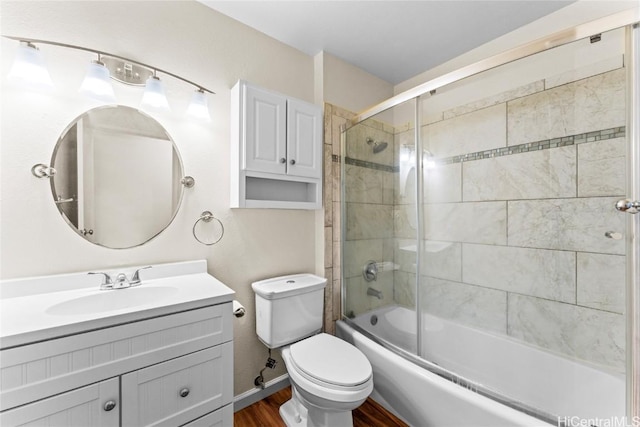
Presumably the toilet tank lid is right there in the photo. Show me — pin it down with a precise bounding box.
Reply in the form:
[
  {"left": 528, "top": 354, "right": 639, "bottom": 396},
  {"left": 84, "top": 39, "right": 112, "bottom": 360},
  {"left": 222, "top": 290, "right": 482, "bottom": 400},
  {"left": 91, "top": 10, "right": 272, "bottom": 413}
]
[{"left": 251, "top": 274, "right": 327, "bottom": 300}]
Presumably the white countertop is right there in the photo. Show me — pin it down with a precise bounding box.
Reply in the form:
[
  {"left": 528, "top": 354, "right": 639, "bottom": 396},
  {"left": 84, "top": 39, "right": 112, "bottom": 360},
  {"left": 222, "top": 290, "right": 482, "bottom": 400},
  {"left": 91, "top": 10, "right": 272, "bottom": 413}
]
[{"left": 0, "top": 260, "right": 235, "bottom": 349}]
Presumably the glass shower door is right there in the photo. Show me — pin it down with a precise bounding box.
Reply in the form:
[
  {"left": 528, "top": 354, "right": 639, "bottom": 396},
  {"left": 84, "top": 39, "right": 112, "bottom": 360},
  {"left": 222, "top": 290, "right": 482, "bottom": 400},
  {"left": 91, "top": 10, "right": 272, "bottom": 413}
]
[
  {"left": 342, "top": 100, "right": 418, "bottom": 355},
  {"left": 417, "top": 27, "right": 628, "bottom": 421}
]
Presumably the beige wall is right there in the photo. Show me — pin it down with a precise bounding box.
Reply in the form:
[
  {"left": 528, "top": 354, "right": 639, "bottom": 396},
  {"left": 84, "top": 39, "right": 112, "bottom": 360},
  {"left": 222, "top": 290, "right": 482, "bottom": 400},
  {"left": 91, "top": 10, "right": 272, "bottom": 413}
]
[
  {"left": 1, "top": 0, "right": 398, "bottom": 401},
  {"left": 0, "top": 0, "right": 318, "bottom": 398},
  {"left": 317, "top": 51, "right": 394, "bottom": 114}
]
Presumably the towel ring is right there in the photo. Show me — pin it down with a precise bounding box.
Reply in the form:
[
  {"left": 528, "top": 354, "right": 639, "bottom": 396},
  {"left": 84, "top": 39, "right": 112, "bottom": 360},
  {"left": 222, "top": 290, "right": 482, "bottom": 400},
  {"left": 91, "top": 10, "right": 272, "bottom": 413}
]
[{"left": 193, "top": 211, "right": 224, "bottom": 246}]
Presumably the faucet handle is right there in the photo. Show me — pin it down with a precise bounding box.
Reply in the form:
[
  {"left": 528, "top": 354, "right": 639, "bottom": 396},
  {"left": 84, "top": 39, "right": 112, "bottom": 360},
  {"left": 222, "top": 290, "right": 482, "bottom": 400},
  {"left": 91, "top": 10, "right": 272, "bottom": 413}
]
[
  {"left": 131, "top": 266, "right": 152, "bottom": 284},
  {"left": 88, "top": 272, "right": 113, "bottom": 289},
  {"left": 88, "top": 271, "right": 112, "bottom": 283}
]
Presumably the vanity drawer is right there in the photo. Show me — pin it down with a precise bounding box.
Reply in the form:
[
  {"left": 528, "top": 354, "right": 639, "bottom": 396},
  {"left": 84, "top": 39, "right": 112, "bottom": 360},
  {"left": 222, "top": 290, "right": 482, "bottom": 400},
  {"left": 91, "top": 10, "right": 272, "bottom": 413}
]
[
  {"left": 121, "top": 342, "right": 233, "bottom": 427},
  {"left": 183, "top": 404, "right": 233, "bottom": 427},
  {"left": 0, "top": 377, "right": 119, "bottom": 427},
  {"left": 1, "top": 304, "right": 232, "bottom": 411}
]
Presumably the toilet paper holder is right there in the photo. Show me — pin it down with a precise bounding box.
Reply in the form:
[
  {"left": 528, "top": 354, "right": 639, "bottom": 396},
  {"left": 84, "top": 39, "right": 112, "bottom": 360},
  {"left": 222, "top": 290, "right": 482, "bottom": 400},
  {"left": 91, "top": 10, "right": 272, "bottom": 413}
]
[{"left": 233, "top": 300, "right": 246, "bottom": 318}]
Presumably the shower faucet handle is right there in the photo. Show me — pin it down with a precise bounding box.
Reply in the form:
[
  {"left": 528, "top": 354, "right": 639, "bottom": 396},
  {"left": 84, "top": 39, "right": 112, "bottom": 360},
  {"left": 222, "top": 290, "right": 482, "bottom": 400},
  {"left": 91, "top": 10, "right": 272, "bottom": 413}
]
[{"left": 363, "top": 260, "right": 378, "bottom": 282}]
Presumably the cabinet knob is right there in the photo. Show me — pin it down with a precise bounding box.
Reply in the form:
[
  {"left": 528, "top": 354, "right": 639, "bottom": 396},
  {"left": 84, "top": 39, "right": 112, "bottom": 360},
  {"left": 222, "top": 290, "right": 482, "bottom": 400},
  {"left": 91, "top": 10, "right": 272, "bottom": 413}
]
[
  {"left": 103, "top": 400, "right": 117, "bottom": 412},
  {"left": 279, "top": 158, "right": 286, "bottom": 164},
  {"left": 179, "top": 387, "right": 190, "bottom": 398},
  {"left": 290, "top": 159, "right": 296, "bottom": 165}
]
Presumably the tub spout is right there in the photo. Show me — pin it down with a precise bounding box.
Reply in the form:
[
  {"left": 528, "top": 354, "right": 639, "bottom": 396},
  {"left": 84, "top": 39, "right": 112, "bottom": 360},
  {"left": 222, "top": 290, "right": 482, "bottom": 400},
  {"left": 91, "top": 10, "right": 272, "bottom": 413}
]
[{"left": 367, "top": 287, "right": 383, "bottom": 300}]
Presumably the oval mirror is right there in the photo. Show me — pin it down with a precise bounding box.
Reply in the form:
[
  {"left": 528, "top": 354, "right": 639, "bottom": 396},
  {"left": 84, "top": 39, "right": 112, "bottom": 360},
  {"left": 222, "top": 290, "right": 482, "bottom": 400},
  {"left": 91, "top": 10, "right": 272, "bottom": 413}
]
[{"left": 50, "top": 105, "right": 185, "bottom": 249}]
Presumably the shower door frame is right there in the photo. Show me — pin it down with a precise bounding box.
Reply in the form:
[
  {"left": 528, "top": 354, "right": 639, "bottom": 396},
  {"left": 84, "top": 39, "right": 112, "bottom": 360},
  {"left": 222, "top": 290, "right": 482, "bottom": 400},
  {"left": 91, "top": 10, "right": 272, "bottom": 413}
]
[
  {"left": 342, "top": 7, "right": 640, "bottom": 421},
  {"left": 626, "top": 21, "right": 640, "bottom": 420}
]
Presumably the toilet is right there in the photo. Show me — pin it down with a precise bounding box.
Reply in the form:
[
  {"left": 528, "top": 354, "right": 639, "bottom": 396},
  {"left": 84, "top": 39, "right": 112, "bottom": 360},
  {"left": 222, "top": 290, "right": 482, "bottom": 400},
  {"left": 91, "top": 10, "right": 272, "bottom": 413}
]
[{"left": 252, "top": 274, "right": 373, "bottom": 427}]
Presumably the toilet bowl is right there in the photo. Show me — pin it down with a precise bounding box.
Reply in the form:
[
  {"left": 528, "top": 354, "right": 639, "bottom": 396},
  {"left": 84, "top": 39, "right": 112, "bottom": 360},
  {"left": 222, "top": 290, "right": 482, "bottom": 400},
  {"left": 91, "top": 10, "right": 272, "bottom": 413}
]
[
  {"left": 280, "top": 333, "right": 373, "bottom": 427},
  {"left": 251, "top": 274, "right": 374, "bottom": 427}
]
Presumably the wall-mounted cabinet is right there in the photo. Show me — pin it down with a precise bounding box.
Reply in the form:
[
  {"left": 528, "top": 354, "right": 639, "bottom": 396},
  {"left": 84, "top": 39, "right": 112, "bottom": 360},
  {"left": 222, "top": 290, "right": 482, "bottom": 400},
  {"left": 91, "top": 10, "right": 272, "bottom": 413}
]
[{"left": 231, "top": 80, "right": 322, "bottom": 209}]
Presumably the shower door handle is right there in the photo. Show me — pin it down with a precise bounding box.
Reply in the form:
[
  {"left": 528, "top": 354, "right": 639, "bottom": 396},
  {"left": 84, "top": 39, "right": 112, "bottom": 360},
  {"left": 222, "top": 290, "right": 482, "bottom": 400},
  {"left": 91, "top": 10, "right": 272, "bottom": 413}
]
[{"left": 615, "top": 199, "right": 640, "bottom": 214}]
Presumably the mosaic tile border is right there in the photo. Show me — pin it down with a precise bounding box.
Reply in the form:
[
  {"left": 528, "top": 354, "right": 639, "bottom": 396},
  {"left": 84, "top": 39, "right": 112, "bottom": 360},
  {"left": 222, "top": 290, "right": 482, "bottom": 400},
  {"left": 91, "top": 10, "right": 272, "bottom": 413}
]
[
  {"left": 440, "top": 126, "right": 625, "bottom": 165},
  {"left": 332, "top": 154, "right": 397, "bottom": 173},
  {"left": 333, "top": 126, "right": 625, "bottom": 172}
]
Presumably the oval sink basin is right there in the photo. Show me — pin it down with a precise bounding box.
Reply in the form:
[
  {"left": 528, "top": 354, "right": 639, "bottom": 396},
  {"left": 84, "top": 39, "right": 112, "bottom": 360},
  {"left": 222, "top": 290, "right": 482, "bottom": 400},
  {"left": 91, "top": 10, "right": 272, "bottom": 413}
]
[{"left": 46, "top": 286, "right": 179, "bottom": 316}]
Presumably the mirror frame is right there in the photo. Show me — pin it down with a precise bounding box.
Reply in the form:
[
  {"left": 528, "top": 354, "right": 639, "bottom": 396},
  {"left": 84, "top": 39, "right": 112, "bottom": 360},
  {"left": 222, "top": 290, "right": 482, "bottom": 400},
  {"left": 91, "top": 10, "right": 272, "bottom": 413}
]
[{"left": 49, "top": 105, "right": 186, "bottom": 249}]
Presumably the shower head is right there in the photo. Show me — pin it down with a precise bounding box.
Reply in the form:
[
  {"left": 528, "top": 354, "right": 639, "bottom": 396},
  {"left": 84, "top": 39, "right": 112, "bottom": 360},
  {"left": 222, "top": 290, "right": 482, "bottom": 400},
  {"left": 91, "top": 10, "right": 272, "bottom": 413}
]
[
  {"left": 373, "top": 141, "right": 388, "bottom": 154},
  {"left": 366, "top": 137, "right": 388, "bottom": 154}
]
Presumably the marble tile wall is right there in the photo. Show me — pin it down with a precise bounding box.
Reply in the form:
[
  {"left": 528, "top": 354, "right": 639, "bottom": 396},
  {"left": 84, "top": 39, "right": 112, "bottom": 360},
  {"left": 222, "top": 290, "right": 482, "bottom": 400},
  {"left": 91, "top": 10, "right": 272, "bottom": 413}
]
[
  {"left": 323, "top": 104, "right": 355, "bottom": 335},
  {"left": 416, "top": 63, "right": 627, "bottom": 371},
  {"left": 423, "top": 104, "right": 507, "bottom": 158},
  {"left": 323, "top": 104, "right": 397, "bottom": 329},
  {"left": 324, "top": 58, "right": 627, "bottom": 371},
  {"left": 507, "top": 69, "right": 625, "bottom": 146}
]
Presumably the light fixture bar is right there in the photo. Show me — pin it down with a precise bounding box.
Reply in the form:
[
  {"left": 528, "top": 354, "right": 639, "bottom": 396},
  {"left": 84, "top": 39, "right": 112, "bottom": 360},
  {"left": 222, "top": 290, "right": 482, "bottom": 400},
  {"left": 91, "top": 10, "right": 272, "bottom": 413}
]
[{"left": 2, "top": 35, "right": 215, "bottom": 94}]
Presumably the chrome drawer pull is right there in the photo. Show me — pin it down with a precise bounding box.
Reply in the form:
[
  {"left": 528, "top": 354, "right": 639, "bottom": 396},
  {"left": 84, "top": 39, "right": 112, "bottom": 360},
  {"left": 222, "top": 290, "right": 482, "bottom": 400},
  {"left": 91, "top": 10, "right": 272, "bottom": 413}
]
[{"left": 179, "top": 387, "right": 190, "bottom": 398}]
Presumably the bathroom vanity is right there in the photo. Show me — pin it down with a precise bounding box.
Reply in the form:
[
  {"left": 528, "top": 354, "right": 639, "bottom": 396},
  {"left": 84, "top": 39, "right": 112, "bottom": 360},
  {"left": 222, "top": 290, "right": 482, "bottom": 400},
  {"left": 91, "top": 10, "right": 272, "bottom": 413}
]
[{"left": 0, "top": 260, "right": 234, "bottom": 427}]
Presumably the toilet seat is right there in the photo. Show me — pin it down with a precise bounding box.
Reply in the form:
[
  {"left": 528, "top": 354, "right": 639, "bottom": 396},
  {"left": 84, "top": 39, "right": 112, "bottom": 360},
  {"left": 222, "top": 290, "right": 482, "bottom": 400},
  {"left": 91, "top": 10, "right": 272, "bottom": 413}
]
[
  {"left": 282, "top": 346, "right": 373, "bottom": 406},
  {"left": 288, "top": 334, "right": 372, "bottom": 390}
]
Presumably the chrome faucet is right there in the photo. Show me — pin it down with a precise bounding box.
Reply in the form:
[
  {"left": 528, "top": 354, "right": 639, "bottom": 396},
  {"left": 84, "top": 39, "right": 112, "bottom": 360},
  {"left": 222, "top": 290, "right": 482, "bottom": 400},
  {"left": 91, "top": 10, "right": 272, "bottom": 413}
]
[
  {"left": 89, "top": 266, "right": 152, "bottom": 290},
  {"left": 130, "top": 266, "right": 151, "bottom": 285},
  {"left": 113, "top": 273, "right": 130, "bottom": 289},
  {"left": 89, "top": 272, "right": 113, "bottom": 290},
  {"left": 367, "top": 287, "right": 383, "bottom": 300}
]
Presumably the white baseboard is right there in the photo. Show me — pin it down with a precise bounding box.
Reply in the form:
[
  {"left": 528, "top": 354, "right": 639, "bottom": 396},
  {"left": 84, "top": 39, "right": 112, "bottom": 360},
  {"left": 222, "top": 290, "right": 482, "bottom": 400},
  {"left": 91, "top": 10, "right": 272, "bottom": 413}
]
[{"left": 233, "top": 374, "right": 290, "bottom": 412}]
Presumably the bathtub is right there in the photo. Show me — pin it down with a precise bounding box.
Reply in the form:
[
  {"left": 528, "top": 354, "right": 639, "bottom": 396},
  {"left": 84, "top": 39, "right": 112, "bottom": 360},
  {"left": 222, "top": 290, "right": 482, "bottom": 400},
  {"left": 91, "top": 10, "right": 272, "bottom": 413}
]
[{"left": 336, "top": 305, "right": 625, "bottom": 427}]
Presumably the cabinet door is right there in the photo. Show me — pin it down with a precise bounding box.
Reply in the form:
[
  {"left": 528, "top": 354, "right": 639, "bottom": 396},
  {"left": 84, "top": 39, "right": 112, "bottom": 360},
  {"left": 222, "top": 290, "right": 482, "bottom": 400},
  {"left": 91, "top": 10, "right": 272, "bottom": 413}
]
[
  {"left": 244, "top": 84, "right": 287, "bottom": 175},
  {"left": 286, "top": 98, "right": 322, "bottom": 179},
  {"left": 0, "top": 378, "right": 119, "bottom": 427},
  {"left": 121, "top": 343, "right": 233, "bottom": 427}
]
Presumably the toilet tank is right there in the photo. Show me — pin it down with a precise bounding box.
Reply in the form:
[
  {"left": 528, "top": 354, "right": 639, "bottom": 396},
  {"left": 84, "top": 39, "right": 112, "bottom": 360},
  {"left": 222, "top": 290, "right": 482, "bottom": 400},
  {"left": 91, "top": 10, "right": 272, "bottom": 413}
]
[{"left": 252, "top": 274, "right": 327, "bottom": 348}]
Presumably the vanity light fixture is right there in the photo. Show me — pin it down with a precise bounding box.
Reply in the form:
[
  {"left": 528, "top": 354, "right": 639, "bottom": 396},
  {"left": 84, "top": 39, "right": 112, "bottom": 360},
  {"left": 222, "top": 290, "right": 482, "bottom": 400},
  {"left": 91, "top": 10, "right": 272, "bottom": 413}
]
[
  {"left": 7, "top": 41, "right": 54, "bottom": 90},
  {"left": 140, "top": 73, "right": 171, "bottom": 112},
  {"left": 79, "top": 56, "right": 116, "bottom": 103},
  {"left": 185, "top": 88, "right": 211, "bottom": 122},
  {"left": 3, "top": 36, "right": 215, "bottom": 120}
]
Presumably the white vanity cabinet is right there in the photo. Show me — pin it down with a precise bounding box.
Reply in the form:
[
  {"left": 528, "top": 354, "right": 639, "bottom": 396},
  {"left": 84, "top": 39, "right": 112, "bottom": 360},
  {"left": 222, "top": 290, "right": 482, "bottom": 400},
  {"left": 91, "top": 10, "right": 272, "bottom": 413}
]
[
  {"left": 0, "top": 304, "right": 234, "bottom": 427},
  {"left": 231, "top": 80, "right": 323, "bottom": 209}
]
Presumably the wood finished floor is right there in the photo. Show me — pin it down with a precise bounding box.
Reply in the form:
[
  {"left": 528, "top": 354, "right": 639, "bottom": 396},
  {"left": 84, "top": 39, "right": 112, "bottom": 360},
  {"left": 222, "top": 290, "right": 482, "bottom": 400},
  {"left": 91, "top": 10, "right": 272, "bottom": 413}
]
[{"left": 234, "top": 386, "right": 408, "bottom": 427}]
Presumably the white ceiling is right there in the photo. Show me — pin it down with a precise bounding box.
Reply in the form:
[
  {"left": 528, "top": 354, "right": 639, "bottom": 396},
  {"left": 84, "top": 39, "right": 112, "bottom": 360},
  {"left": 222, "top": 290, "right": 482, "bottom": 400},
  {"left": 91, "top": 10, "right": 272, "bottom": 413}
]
[{"left": 199, "top": 0, "right": 574, "bottom": 85}]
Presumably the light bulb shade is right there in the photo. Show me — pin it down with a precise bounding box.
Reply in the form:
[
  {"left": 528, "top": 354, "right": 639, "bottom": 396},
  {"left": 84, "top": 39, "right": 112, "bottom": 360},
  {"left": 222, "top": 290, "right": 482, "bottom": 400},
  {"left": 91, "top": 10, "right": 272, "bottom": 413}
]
[
  {"left": 8, "top": 42, "right": 54, "bottom": 90},
  {"left": 140, "top": 75, "right": 170, "bottom": 112},
  {"left": 186, "top": 89, "right": 211, "bottom": 122},
  {"left": 79, "top": 60, "right": 116, "bottom": 102}
]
